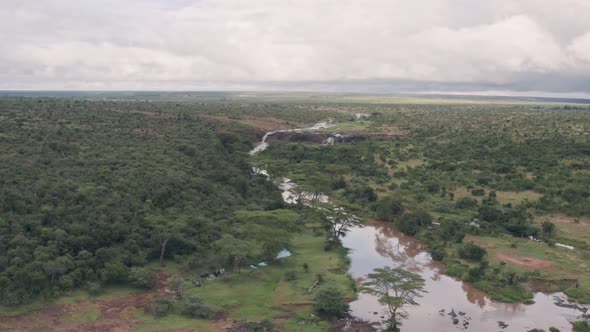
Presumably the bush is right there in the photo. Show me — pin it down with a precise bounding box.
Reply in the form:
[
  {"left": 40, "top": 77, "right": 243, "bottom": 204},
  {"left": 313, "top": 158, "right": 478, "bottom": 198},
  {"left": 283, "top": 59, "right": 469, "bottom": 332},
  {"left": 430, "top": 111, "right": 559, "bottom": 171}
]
[
  {"left": 572, "top": 320, "right": 590, "bottom": 331},
  {"left": 542, "top": 221, "right": 556, "bottom": 236},
  {"left": 149, "top": 297, "right": 175, "bottom": 317},
  {"left": 564, "top": 287, "right": 590, "bottom": 303},
  {"left": 182, "top": 296, "right": 218, "bottom": 318},
  {"left": 397, "top": 217, "right": 418, "bottom": 236},
  {"left": 86, "top": 281, "right": 102, "bottom": 296},
  {"left": 166, "top": 276, "right": 188, "bottom": 296},
  {"left": 397, "top": 211, "right": 432, "bottom": 236},
  {"left": 374, "top": 196, "right": 403, "bottom": 222},
  {"left": 405, "top": 211, "right": 432, "bottom": 227},
  {"left": 284, "top": 270, "right": 298, "bottom": 281},
  {"left": 234, "top": 319, "right": 274, "bottom": 331},
  {"left": 444, "top": 261, "right": 469, "bottom": 279},
  {"left": 549, "top": 327, "right": 560, "bottom": 332},
  {"left": 471, "top": 188, "right": 486, "bottom": 196},
  {"left": 128, "top": 267, "right": 158, "bottom": 289},
  {"left": 455, "top": 197, "right": 478, "bottom": 209},
  {"left": 429, "top": 245, "right": 446, "bottom": 261},
  {"left": 458, "top": 242, "right": 487, "bottom": 261},
  {"left": 314, "top": 287, "right": 349, "bottom": 317}
]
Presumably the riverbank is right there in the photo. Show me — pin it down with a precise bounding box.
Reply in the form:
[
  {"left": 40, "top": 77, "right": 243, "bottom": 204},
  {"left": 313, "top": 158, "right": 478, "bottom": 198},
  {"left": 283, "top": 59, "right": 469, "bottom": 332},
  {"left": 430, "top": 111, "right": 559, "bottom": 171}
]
[{"left": 344, "top": 220, "right": 589, "bottom": 332}]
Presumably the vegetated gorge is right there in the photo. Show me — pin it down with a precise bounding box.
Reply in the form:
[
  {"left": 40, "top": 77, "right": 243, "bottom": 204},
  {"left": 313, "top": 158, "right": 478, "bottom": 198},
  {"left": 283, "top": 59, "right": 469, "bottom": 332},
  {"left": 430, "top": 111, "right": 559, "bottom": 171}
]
[{"left": 0, "top": 93, "right": 589, "bottom": 332}]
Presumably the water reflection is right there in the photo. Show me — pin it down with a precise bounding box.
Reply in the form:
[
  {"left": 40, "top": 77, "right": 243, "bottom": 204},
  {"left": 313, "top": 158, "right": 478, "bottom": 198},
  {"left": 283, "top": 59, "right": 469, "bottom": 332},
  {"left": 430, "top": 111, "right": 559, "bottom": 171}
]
[{"left": 343, "top": 220, "right": 584, "bottom": 332}]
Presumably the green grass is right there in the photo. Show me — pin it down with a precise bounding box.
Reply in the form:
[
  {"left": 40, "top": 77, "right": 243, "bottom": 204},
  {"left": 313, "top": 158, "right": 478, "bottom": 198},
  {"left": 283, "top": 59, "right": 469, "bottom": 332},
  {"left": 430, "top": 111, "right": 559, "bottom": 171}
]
[
  {"left": 0, "top": 233, "right": 351, "bottom": 332},
  {"left": 56, "top": 285, "right": 142, "bottom": 305},
  {"left": 64, "top": 303, "right": 101, "bottom": 326},
  {"left": 184, "top": 232, "right": 353, "bottom": 322},
  {"left": 0, "top": 300, "right": 48, "bottom": 317},
  {"left": 495, "top": 190, "right": 542, "bottom": 205},
  {"left": 474, "top": 280, "right": 533, "bottom": 303},
  {"left": 466, "top": 234, "right": 590, "bottom": 294},
  {"left": 283, "top": 316, "right": 332, "bottom": 331},
  {"left": 130, "top": 308, "right": 211, "bottom": 332}
]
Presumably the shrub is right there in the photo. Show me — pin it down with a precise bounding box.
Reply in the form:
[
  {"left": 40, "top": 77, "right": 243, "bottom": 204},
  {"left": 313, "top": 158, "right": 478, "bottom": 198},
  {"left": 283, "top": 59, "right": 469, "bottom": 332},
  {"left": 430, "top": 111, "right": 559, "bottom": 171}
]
[
  {"left": 235, "top": 319, "right": 275, "bottom": 331},
  {"left": 405, "top": 210, "right": 433, "bottom": 227},
  {"left": 455, "top": 197, "right": 478, "bottom": 209},
  {"left": 572, "top": 320, "right": 590, "bottom": 331},
  {"left": 397, "top": 217, "right": 418, "bottom": 236},
  {"left": 471, "top": 188, "right": 486, "bottom": 196},
  {"left": 149, "top": 297, "right": 175, "bottom": 317},
  {"left": 564, "top": 287, "right": 590, "bottom": 303},
  {"left": 182, "top": 296, "right": 218, "bottom": 318},
  {"left": 314, "top": 287, "right": 349, "bottom": 317},
  {"left": 549, "top": 327, "right": 560, "bottom": 332},
  {"left": 128, "top": 267, "right": 158, "bottom": 289},
  {"left": 542, "top": 221, "right": 556, "bottom": 236},
  {"left": 166, "top": 276, "right": 188, "bottom": 296},
  {"left": 86, "top": 281, "right": 102, "bottom": 296},
  {"left": 397, "top": 211, "right": 432, "bottom": 236},
  {"left": 429, "top": 245, "right": 446, "bottom": 261},
  {"left": 374, "top": 196, "right": 403, "bottom": 222},
  {"left": 445, "top": 261, "right": 469, "bottom": 279},
  {"left": 284, "top": 270, "right": 297, "bottom": 281},
  {"left": 458, "top": 242, "right": 487, "bottom": 261}
]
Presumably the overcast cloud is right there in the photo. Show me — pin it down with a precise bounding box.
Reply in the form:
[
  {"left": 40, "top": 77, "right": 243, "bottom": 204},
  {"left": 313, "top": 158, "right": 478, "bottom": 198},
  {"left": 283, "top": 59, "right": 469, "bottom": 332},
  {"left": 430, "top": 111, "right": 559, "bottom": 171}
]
[{"left": 1, "top": 0, "right": 590, "bottom": 96}]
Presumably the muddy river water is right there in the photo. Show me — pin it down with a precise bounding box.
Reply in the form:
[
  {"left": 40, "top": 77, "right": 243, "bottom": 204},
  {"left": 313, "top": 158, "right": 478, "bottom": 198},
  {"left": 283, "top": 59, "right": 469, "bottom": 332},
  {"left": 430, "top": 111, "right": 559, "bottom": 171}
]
[
  {"left": 251, "top": 122, "right": 588, "bottom": 332},
  {"left": 344, "top": 220, "right": 584, "bottom": 331}
]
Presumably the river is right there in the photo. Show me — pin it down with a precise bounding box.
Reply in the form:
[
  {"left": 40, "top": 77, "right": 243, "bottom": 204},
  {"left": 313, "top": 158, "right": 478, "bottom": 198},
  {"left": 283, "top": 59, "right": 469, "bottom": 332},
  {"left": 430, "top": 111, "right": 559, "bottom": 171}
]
[{"left": 250, "top": 122, "right": 588, "bottom": 332}]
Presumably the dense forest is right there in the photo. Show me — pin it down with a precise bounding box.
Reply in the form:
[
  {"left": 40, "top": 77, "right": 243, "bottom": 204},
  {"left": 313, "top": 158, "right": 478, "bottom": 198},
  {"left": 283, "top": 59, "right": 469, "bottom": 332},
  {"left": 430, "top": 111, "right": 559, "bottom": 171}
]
[{"left": 0, "top": 98, "right": 283, "bottom": 304}]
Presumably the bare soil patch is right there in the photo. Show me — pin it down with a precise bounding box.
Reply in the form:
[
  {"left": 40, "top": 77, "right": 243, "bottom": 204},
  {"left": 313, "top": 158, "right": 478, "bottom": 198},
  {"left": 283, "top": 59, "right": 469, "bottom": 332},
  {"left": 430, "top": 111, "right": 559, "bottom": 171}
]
[
  {"left": 495, "top": 252, "right": 553, "bottom": 270},
  {"left": 542, "top": 213, "right": 590, "bottom": 226},
  {"left": 0, "top": 271, "right": 177, "bottom": 332}
]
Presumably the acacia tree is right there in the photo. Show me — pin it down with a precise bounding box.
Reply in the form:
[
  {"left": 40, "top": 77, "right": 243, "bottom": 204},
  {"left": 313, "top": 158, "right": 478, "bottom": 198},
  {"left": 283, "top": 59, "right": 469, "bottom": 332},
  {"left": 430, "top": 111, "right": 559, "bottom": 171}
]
[
  {"left": 146, "top": 215, "right": 187, "bottom": 266},
  {"left": 214, "top": 234, "right": 256, "bottom": 273},
  {"left": 236, "top": 209, "right": 300, "bottom": 263},
  {"left": 360, "top": 267, "right": 426, "bottom": 331},
  {"left": 321, "top": 207, "right": 361, "bottom": 248}
]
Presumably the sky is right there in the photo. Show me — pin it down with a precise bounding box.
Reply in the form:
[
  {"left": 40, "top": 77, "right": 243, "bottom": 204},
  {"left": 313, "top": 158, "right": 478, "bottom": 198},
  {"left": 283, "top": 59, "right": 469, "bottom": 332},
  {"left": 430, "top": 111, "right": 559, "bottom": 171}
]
[{"left": 1, "top": 0, "right": 590, "bottom": 97}]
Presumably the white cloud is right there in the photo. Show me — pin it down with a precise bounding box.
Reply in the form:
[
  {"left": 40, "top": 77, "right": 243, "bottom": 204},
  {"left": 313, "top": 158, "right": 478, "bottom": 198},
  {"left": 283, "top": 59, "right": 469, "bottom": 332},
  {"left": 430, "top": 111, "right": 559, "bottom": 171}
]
[{"left": 0, "top": 0, "right": 589, "bottom": 93}]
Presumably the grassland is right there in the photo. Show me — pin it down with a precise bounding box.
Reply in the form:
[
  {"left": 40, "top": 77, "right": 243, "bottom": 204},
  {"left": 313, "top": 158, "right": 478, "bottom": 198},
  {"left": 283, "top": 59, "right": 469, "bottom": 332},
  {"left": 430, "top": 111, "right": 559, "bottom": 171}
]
[{"left": 0, "top": 231, "right": 353, "bottom": 331}]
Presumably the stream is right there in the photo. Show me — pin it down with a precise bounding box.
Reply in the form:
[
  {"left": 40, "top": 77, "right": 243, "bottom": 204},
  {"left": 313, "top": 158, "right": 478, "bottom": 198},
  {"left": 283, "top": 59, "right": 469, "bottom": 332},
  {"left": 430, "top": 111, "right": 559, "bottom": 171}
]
[{"left": 250, "top": 121, "right": 588, "bottom": 332}]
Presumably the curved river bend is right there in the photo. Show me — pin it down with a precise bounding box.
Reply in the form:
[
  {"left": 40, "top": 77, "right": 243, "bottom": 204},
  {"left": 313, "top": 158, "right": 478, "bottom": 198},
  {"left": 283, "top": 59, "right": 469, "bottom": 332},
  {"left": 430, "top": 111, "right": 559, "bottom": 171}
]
[{"left": 251, "top": 122, "right": 588, "bottom": 332}]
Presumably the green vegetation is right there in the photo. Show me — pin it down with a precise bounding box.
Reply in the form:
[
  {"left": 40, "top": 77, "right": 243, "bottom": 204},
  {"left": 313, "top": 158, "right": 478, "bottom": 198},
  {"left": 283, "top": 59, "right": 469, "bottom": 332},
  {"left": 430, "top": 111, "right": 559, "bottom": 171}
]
[
  {"left": 573, "top": 320, "right": 590, "bottom": 332},
  {"left": 0, "top": 98, "right": 287, "bottom": 305},
  {"left": 314, "top": 287, "right": 349, "bottom": 318},
  {"left": 360, "top": 266, "right": 426, "bottom": 331},
  {"left": 1, "top": 93, "right": 590, "bottom": 330},
  {"left": 251, "top": 97, "right": 590, "bottom": 305}
]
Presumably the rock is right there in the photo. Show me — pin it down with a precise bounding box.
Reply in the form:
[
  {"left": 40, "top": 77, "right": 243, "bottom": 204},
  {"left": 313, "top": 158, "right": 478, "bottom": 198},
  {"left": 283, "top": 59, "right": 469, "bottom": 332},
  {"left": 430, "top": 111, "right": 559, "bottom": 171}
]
[
  {"left": 373, "top": 312, "right": 378, "bottom": 315},
  {"left": 453, "top": 318, "right": 459, "bottom": 325},
  {"left": 498, "top": 321, "right": 509, "bottom": 329},
  {"left": 448, "top": 309, "right": 457, "bottom": 317},
  {"left": 458, "top": 311, "right": 466, "bottom": 316}
]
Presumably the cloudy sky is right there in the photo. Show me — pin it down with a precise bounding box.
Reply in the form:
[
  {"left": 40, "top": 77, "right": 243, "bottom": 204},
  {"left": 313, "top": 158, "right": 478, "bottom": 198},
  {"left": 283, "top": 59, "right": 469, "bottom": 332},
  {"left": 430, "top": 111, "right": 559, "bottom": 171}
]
[{"left": 2, "top": 0, "right": 590, "bottom": 97}]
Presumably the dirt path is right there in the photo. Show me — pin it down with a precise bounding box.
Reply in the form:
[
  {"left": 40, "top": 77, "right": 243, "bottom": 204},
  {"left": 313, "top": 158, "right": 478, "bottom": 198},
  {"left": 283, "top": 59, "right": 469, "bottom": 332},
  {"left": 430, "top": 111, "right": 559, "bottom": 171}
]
[
  {"left": 0, "top": 272, "right": 179, "bottom": 332},
  {"left": 495, "top": 252, "right": 553, "bottom": 270}
]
